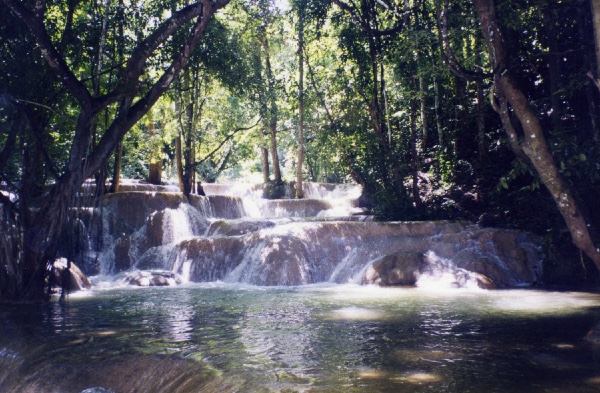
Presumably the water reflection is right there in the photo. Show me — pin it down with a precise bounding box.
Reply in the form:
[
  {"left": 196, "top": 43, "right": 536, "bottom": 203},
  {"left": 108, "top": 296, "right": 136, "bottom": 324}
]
[{"left": 1, "top": 285, "right": 600, "bottom": 392}]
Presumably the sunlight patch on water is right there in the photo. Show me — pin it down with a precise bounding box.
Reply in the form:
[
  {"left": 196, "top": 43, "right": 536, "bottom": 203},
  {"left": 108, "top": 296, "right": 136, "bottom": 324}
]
[
  {"left": 310, "top": 285, "right": 600, "bottom": 318},
  {"left": 552, "top": 343, "right": 576, "bottom": 350},
  {"left": 488, "top": 290, "right": 600, "bottom": 315},
  {"left": 391, "top": 372, "right": 443, "bottom": 384},
  {"left": 329, "top": 307, "right": 385, "bottom": 321},
  {"left": 356, "top": 368, "right": 387, "bottom": 379},
  {"left": 396, "top": 348, "right": 463, "bottom": 364}
]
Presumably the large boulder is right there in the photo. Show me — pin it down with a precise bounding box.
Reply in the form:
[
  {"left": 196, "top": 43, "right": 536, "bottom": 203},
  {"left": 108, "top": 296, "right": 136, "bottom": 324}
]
[
  {"left": 361, "top": 252, "right": 424, "bottom": 286},
  {"left": 53, "top": 258, "right": 92, "bottom": 292}
]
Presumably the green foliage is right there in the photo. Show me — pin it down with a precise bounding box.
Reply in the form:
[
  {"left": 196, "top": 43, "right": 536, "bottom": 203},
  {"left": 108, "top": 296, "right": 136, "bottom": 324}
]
[{"left": 2, "top": 0, "right": 599, "bottom": 258}]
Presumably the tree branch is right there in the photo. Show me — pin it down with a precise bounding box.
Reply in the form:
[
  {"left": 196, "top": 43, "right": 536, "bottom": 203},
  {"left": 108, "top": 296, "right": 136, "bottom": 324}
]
[
  {"left": 435, "top": 0, "right": 491, "bottom": 81},
  {"left": 2, "top": 0, "right": 92, "bottom": 107},
  {"left": 10, "top": 97, "right": 77, "bottom": 125},
  {"left": 331, "top": 0, "right": 406, "bottom": 37},
  {"left": 196, "top": 117, "right": 262, "bottom": 167},
  {"left": 85, "top": 0, "right": 230, "bottom": 178}
]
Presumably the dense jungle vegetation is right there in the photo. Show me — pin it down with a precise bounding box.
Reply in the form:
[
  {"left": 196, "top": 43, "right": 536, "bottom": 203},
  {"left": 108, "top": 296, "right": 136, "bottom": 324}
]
[{"left": 1, "top": 0, "right": 600, "bottom": 300}]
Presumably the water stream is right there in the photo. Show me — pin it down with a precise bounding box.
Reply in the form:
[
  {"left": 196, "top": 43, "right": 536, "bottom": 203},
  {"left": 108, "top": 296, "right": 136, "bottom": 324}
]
[
  {"left": 2, "top": 285, "right": 600, "bottom": 392},
  {"left": 2, "top": 181, "right": 600, "bottom": 392}
]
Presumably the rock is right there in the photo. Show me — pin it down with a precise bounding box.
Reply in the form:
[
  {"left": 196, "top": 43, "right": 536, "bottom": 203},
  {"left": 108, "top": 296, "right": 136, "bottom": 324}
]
[
  {"left": 259, "top": 199, "right": 334, "bottom": 218},
  {"left": 207, "top": 219, "right": 277, "bottom": 237},
  {"left": 122, "top": 270, "right": 182, "bottom": 287},
  {"left": 53, "top": 258, "right": 92, "bottom": 292},
  {"left": 361, "top": 252, "right": 424, "bottom": 286},
  {"left": 171, "top": 221, "right": 542, "bottom": 288},
  {"left": 100, "top": 192, "right": 189, "bottom": 236},
  {"left": 205, "top": 195, "right": 247, "bottom": 219},
  {"left": 97, "top": 192, "right": 209, "bottom": 273}
]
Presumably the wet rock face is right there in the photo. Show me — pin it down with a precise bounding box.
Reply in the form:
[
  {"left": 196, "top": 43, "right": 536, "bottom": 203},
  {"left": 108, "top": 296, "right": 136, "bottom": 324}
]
[
  {"left": 85, "top": 187, "right": 542, "bottom": 289},
  {"left": 170, "top": 221, "right": 542, "bottom": 289},
  {"left": 361, "top": 252, "right": 424, "bottom": 286},
  {"left": 52, "top": 259, "right": 92, "bottom": 292},
  {"left": 95, "top": 192, "right": 209, "bottom": 274},
  {"left": 100, "top": 192, "right": 189, "bottom": 236}
]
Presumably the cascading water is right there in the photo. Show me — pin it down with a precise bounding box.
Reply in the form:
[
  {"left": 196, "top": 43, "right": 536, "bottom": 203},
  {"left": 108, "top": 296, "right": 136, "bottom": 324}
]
[
  {"left": 81, "top": 180, "right": 542, "bottom": 289},
  {"left": 5, "top": 180, "right": 600, "bottom": 393}
]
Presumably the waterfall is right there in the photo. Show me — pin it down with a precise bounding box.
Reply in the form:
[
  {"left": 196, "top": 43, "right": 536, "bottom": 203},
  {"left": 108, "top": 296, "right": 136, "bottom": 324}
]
[{"left": 83, "top": 182, "right": 543, "bottom": 289}]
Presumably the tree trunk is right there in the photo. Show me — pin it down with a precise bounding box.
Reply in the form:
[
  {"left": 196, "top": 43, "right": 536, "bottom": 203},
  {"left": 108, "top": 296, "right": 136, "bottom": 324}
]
[
  {"left": 1, "top": 0, "right": 230, "bottom": 301},
  {"left": 147, "top": 121, "right": 162, "bottom": 185},
  {"left": 261, "top": 145, "right": 270, "bottom": 184},
  {"left": 176, "top": 133, "right": 184, "bottom": 192},
  {"left": 410, "top": 81, "right": 423, "bottom": 211},
  {"left": 109, "top": 138, "right": 123, "bottom": 193},
  {"left": 476, "top": 79, "right": 487, "bottom": 164},
  {"left": 434, "top": 77, "right": 444, "bottom": 148},
  {"left": 475, "top": 0, "right": 600, "bottom": 270},
  {"left": 419, "top": 74, "right": 428, "bottom": 149},
  {"left": 269, "top": 119, "right": 281, "bottom": 184},
  {"left": 263, "top": 35, "right": 282, "bottom": 185},
  {"left": 579, "top": 4, "right": 600, "bottom": 142},
  {"left": 296, "top": 4, "right": 305, "bottom": 199},
  {"left": 453, "top": 75, "right": 467, "bottom": 160},
  {"left": 591, "top": 0, "right": 600, "bottom": 87}
]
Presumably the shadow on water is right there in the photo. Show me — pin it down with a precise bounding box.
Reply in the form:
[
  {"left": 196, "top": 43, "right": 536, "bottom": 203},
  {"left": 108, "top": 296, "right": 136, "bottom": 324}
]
[{"left": 2, "top": 285, "right": 600, "bottom": 393}]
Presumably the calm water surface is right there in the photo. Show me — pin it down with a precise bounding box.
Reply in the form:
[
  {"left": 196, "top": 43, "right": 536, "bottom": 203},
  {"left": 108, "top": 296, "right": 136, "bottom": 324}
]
[{"left": 2, "top": 284, "right": 600, "bottom": 393}]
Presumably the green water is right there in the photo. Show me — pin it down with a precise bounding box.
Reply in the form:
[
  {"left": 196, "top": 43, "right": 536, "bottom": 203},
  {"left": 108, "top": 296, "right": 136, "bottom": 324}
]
[{"left": 2, "top": 284, "right": 600, "bottom": 392}]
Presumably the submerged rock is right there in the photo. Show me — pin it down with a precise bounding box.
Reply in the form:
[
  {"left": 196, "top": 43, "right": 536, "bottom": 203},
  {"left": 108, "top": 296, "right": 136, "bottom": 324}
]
[{"left": 121, "top": 270, "right": 182, "bottom": 287}]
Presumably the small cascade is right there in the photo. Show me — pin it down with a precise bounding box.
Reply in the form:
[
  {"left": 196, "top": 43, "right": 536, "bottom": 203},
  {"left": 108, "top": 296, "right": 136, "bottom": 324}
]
[
  {"left": 89, "top": 191, "right": 210, "bottom": 276},
  {"left": 416, "top": 251, "right": 491, "bottom": 290},
  {"left": 82, "top": 181, "right": 543, "bottom": 289}
]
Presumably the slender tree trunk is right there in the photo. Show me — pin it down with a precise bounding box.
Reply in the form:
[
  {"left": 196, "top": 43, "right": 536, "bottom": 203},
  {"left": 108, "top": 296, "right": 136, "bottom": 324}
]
[
  {"left": 296, "top": 4, "right": 305, "bottom": 199},
  {"left": 591, "top": 0, "right": 600, "bottom": 87},
  {"left": 176, "top": 133, "right": 184, "bottom": 192},
  {"left": 410, "top": 80, "right": 423, "bottom": 211},
  {"left": 476, "top": 79, "right": 487, "bottom": 164},
  {"left": 544, "top": 5, "right": 563, "bottom": 133},
  {"left": 419, "top": 74, "right": 428, "bottom": 150},
  {"left": 109, "top": 138, "right": 123, "bottom": 192},
  {"left": 269, "top": 119, "right": 281, "bottom": 184},
  {"left": 263, "top": 35, "right": 282, "bottom": 184},
  {"left": 434, "top": 77, "right": 443, "bottom": 148},
  {"left": 453, "top": 75, "right": 467, "bottom": 160},
  {"left": 147, "top": 121, "right": 162, "bottom": 185},
  {"left": 579, "top": 5, "right": 600, "bottom": 142},
  {"left": 261, "top": 145, "right": 270, "bottom": 184},
  {"left": 475, "top": 0, "right": 600, "bottom": 270}
]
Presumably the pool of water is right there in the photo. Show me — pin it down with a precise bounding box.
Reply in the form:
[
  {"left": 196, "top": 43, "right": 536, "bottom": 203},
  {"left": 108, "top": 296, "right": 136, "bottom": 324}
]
[{"left": 2, "top": 284, "right": 600, "bottom": 392}]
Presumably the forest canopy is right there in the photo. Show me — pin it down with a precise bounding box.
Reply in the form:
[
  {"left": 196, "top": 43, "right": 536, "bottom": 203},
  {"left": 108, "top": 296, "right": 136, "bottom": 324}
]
[{"left": 1, "top": 0, "right": 600, "bottom": 300}]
